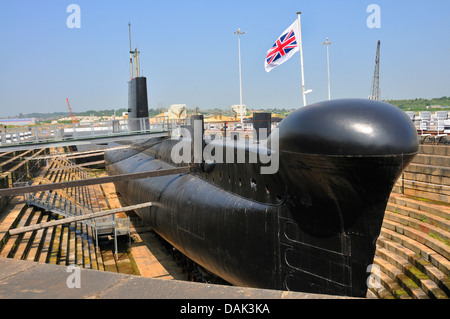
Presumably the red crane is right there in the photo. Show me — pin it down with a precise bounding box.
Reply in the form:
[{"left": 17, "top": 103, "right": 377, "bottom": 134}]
[{"left": 66, "top": 98, "right": 78, "bottom": 124}]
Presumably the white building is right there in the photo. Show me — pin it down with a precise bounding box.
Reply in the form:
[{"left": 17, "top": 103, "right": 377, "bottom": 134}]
[{"left": 0, "top": 118, "right": 36, "bottom": 126}]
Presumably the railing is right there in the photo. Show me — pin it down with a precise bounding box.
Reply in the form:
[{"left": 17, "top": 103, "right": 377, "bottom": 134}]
[
  {"left": 0, "top": 116, "right": 285, "bottom": 147},
  {"left": 397, "top": 178, "right": 450, "bottom": 190},
  {"left": 25, "top": 191, "right": 95, "bottom": 227},
  {"left": 200, "top": 120, "right": 280, "bottom": 140},
  {"left": 416, "top": 119, "right": 447, "bottom": 136},
  {"left": 408, "top": 117, "right": 449, "bottom": 136},
  {"left": 0, "top": 116, "right": 183, "bottom": 147},
  {"left": 58, "top": 156, "right": 88, "bottom": 179},
  {"left": 396, "top": 174, "right": 450, "bottom": 204},
  {"left": 25, "top": 190, "right": 131, "bottom": 255}
]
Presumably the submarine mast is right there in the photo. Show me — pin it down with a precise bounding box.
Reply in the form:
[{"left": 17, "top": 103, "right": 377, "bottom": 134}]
[
  {"left": 128, "top": 22, "right": 133, "bottom": 80},
  {"left": 127, "top": 23, "right": 148, "bottom": 131}
]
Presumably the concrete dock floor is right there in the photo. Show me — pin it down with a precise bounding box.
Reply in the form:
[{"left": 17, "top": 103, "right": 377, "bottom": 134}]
[{"left": 0, "top": 257, "right": 347, "bottom": 299}]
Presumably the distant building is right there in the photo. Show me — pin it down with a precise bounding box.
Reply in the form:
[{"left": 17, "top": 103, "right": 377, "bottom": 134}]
[
  {"left": 429, "top": 105, "right": 448, "bottom": 109},
  {"left": 231, "top": 104, "right": 246, "bottom": 117},
  {"left": 0, "top": 118, "right": 36, "bottom": 126},
  {"left": 154, "top": 104, "right": 187, "bottom": 121},
  {"left": 204, "top": 114, "right": 235, "bottom": 123}
]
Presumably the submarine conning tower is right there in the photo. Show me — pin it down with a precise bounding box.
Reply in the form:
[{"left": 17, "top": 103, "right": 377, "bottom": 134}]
[
  {"left": 128, "top": 76, "right": 149, "bottom": 132},
  {"left": 127, "top": 23, "right": 149, "bottom": 132}
]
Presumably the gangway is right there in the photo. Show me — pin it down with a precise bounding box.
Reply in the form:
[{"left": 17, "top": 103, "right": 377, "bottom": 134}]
[
  {"left": 21, "top": 155, "right": 132, "bottom": 256},
  {"left": 0, "top": 116, "right": 182, "bottom": 153},
  {"left": 25, "top": 190, "right": 130, "bottom": 256}
]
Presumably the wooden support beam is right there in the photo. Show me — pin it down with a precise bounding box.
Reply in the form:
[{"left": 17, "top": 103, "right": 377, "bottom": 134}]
[
  {"left": 0, "top": 149, "right": 33, "bottom": 172},
  {"left": 9, "top": 201, "right": 154, "bottom": 235},
  {"left": 0, "top": 166, "right": 190, "bottom": 197},
  {"left": 1, "top": 148, "right": 46, "bottom": 175},
  {"left": 26, "top": 148, "right": 113, "bottom": 160},
  {"left": 49, "top": 160, "right": 106, "bottom": 171},
  {"left": 66, "top": 152, "right": 105, "bottom": 159}
]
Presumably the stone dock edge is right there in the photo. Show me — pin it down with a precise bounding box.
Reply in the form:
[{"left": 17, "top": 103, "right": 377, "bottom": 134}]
[{"left": 0, "top": 257, "right": 353, "bottom": 299}]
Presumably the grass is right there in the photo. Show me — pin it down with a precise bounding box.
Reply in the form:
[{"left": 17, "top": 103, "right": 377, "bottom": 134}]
[
  {"left": 429, "top": 232, "right": 449, "bottom": 246},
  {"left": 407, "top": 195, "right": 450, "bottom": 208}
]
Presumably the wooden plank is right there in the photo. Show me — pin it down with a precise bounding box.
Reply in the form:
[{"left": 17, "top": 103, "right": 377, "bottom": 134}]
[
  {"left": 24, "top": 146, "right": 128, "bottom": 160},
  {"left": 0, "top": 150, "right": 33, "bottom": 172},
  {"left": 49, "top": 160, "right": 105, "bottom": 171},
  {"left": 9, "top": 201, "right": 154, "bottom": 235},
  {"left": 66, "top": 151, "right": 105, "bottom": 159},
  {"left": 0, "top": 166, "right": 191, "bottom": 197},
  {"left": 7, "top": 148, "right": 46, "bottom": 172}
]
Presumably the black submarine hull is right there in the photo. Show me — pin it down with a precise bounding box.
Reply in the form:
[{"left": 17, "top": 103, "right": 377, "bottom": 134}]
[{"left": 105, "top": 99, "right": 418, "bottom": 297}]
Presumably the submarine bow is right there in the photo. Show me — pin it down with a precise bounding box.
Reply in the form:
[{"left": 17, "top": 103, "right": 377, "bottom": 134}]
[{"left": 105, "top": 98, "right": 418, "bottom": 297}]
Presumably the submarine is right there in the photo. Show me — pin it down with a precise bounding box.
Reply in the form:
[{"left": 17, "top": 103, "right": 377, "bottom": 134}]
[{"left": 105, "top": 76, "right": 418, "bottom": 297}]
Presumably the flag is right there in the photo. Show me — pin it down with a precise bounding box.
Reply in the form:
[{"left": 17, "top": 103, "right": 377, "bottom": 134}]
[{"left": 265, "top": 19, "right": 300, "bottom": 72}]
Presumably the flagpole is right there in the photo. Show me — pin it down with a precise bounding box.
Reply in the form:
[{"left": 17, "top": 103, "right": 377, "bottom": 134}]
[
  {"left": 234, "top": 28, "right": 246, "bottom": 124},
  {"left": 238, "top": 32, "right": 243, "bottom": 124},
  {"left": 297, "top": 12, "right": 307, "bottom": 107},
  {"left": 322, "top": 37, "right": 332, "bottom": 100}
]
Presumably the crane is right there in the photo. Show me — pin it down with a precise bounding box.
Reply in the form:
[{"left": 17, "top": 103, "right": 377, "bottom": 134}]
[
  {"left": 369, "top": 40, "right": 381, "bottom": 101},
  {"left": 66, "top": 98, "right": 78, "bottom": 124}
]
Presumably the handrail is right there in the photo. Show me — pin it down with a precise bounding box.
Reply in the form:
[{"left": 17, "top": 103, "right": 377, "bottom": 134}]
[
  {"left": 0, "top": 116, "right": 179, "bottom": 148},
  {"left": 25, "top": 192, "right": 95, "bottom": 228},
  {"left": 10, "top": 202, "right": 152, "bottom": 236},
  {"left": 411, "top": 118, "right": 448, "bottom": 136},
  {"left": 397, "top": 178, "right": 450, "bottom": 189}
]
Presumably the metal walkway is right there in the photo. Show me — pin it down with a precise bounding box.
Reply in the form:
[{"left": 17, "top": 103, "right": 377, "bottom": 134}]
[
  {"left": 25, "top": 191, "right": 130, "bottom": 256},
  {"left": 23, "top": 156, "right": 131, "bottom": 255},
  {"left": 0, "top": 116, "right": 182, "bottom": 152}
]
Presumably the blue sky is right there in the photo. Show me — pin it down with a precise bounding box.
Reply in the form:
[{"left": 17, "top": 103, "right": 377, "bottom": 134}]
[{"left": 0, "top": 0, "right": 449, "bottom": 116}]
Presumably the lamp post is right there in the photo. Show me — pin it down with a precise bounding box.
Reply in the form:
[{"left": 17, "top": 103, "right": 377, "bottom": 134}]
[
  {"left": 234, "top": 28, "right": 246, "bottom": 124},
  {"left": 322, "top": 37, "right": 332, "bottom": 100}
]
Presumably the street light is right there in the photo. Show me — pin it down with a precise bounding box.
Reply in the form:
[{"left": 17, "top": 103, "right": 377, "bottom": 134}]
[
  {"left": 321, "top": 37, "right": 332, "bottom": 100},
  {"left": 234, "top": 28, "right": 246, "bottom": 124}
]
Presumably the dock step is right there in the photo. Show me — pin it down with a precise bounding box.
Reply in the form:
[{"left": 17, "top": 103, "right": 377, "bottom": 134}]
[{"left": 372, "top": 190, "right": 450, "bottom": 299}]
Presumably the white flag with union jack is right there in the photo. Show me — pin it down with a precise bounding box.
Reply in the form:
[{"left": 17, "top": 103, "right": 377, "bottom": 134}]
[{"left": 265, "top": 20, "right": 300, "bottom": 72}]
